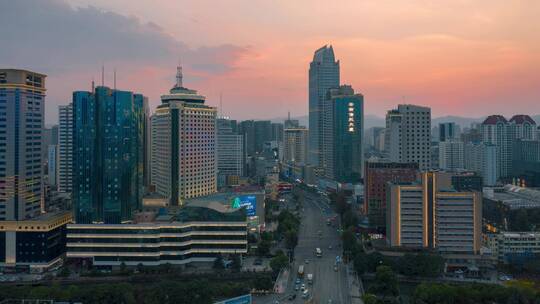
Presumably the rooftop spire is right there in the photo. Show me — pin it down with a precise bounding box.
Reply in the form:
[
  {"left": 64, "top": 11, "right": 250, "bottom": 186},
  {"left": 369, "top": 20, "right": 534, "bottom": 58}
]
[{"left": 176, "top": 62, "right": 183, "bottom": 88}]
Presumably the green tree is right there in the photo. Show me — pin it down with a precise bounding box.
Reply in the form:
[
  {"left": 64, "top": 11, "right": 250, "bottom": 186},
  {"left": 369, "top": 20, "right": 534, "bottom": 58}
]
[
  {"left": 368, "top": 266, "right": 399, "bottom": 298},
  {"left": 270, "top": 253, "right": 289, "bottom": 273},
  {"left": 284, "top": 229, "right": 298, "bottom": 249}
]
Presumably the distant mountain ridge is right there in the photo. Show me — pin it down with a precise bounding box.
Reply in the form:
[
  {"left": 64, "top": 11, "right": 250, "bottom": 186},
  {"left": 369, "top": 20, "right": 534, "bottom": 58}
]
[{"left": 270, "top": 114, "right": 540, "bottom": 129}]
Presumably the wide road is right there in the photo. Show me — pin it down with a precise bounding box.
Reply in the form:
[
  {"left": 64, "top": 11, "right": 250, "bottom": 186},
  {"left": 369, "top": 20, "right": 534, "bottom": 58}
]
[{"left": 256, "top": 188, "right": 351, "bottom": 304}]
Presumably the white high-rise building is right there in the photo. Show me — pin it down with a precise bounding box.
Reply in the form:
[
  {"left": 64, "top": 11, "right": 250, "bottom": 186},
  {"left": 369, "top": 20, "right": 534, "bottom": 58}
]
[
  {"left": 482, "top": 115, "right": 511, "bottom": 179},
  {"left": 57, "top": 103, "right": 73, "bottom": 193},
  {"left": 283, "top": 127, "right": 309, "bottom": 165},
  {"left": 217, "top": 118, "right": 244, "bottom": 187},
  {"left": 385, "top": 104, "right": 431, "bottom": 170},
  {"left": 438, "top": 140, "right": 464, "bottom": 171},
  {"left": 0, "top": 69, "right": 46, "bottom": 220},
  {"left": 151, "top": 66, "right": 217, "bottom": 205},
  {"left": 464, "top": 142, "right": 497, "bottom": 186}
]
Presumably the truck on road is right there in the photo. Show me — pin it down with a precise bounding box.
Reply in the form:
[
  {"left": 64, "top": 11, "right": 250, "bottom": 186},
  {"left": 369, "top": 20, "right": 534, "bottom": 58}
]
[
  {"left": 298, "top": 265, "right": 304, "bottom": 277},
  {"left": 307, "top": 273, "right": 313, "bottom": 284}
]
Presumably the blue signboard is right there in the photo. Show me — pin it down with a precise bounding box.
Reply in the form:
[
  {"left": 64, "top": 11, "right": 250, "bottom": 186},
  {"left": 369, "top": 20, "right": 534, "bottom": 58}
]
[
  {"left": 215, "top": 294, "right": 252, "bottom": 304},
  {"left": 231, "top": 195, "right": 257, "bottom": 216}
]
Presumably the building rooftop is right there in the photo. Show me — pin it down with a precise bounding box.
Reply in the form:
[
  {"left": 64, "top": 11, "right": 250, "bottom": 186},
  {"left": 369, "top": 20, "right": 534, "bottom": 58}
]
[
  {"left": 482, "top": 115, "right": 508, "bottom": 125},
  {"left": 509, "top": 114, "right": 536, "bottom": 125}
]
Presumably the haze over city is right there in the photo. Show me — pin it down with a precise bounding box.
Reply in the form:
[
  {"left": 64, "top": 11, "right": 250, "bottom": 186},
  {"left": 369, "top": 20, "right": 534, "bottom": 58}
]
[{"left": 1, "top": 0, "right": 540, "bottom": 124}]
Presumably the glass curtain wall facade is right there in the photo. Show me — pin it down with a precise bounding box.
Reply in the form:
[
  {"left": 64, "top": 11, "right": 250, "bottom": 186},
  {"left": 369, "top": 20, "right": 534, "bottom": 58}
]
[{"left": 73, "top": 86, "right": 147, "bottom": 224}]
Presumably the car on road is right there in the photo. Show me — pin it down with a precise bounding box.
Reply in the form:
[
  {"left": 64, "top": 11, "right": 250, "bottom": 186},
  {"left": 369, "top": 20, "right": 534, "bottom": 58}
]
[
  {"left": 334, "top": 265, "right": 338, "bottom": 272},
  {"left": 295, "top": 278, "right": 301, "bottom": 284},
  {"left": 295, "top": 284, "right": 300, "bottom": 291},
  {"left": 302, "top": 289, "right": 309, "bottom": 299},
  {"left": 254, "top": 259, "right": 263, "bottom": 266},
  {"left": 328, "top": 245, "right": 332, "bottom": 249},
  {"left": 288, "top": 294, "right": 296, "bottom": 301},
  {"left": 305, "top": 259, "right": 309, "bottom": 264},
  {"left": 301, "top": 283, "right": 306, "bottom": 291}
]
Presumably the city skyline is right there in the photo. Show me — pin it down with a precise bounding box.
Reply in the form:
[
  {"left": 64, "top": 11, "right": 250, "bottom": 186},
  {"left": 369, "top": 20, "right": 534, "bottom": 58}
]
[{"left": 2, "top": 0, "right": 540, "bottom": 124}]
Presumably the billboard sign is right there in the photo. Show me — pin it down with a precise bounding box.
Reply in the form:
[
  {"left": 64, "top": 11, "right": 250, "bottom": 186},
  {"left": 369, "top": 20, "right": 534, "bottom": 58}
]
[
  {"left": 214, "top": 294, "right": 252, "bottom": 304},
  {"left": 231, "top": 195, "right": 257, "bottom": 216}
]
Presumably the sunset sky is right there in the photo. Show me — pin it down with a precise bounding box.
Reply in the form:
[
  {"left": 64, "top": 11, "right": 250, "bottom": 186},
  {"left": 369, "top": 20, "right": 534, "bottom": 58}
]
[{"left": 1, "top": 0, "right": 539, "bottom": 123}]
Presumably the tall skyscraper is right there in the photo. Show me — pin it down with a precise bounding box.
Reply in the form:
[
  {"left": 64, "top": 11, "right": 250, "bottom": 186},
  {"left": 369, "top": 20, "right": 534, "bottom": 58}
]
[
  {"left": 438, "top": 140, "right": 464, "bottom": 171},
  {"left": 57, "top": 104, "right": 73, "bottom": 193},
  {"left": 385, "top": 104, "right": 431, "bottom": 170},
  {"left": 151, "top": 66, "right": 217, "bottom": 206},
  {"left": 217, "top": 117, "right": 244, "bottom": 187},
  {"left": 73, "top": 86, "right": 147, "bottom": 224},
  {"left": 387, "top": 172, "right": 482, "bottom": 254},
  {"left": 0, "top": 69, "right": 46, "bottom": 220},
  {"left": 321, "top": 85, "right": 364, "bottom": 183},
  {"left": 283, "top": 127, "right": 309, "bottom": 165},
  {"left": 309, "top": 45, "right": 340, "bottom": 169},
  {"left": 482, "top": 115, "right": 511, "bottom": 179}
]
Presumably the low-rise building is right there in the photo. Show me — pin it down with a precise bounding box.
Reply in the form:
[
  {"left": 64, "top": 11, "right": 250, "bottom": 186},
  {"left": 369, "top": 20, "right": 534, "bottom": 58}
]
[
  {"left": 0, "top": 211, "right": 72, "bottom": 272},
  {"left": 487, "top": 232, "right": 540, "bottom": 264},
  {"left": 67, "top": 201, "right": 248, "bottom": 267}
]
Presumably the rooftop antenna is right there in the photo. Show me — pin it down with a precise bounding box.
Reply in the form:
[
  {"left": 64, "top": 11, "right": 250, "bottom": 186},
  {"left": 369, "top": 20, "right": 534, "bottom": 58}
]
[
  {"left": 91, "top": 77, "right": 95, "bottom": 92},
  {"left": 288, "top": 111, "right": 291, "bottom": 121},
  {"left": 113, "top": 68, "right": 117, "bottom": 90},
  {"left": 219, "top": 92, "right": 223, "bottom": 117},
  {"left": 176, "top": 58, "right": 183, "bottom": 88},
  {"left": 101, "top": 64, "right": 105, "bottom": 87}
]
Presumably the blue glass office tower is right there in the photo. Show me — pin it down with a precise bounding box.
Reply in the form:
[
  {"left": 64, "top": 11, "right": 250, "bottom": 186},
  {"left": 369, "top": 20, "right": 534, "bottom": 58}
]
[
  {"left": 73, "top": 86, "right": 147, "bottom": 224},
  {"left": 309, "top": 45, "right": 340, "bottom": 171},
  {"left": 322, "top": 85, "right": 364, "bottom": 183}
]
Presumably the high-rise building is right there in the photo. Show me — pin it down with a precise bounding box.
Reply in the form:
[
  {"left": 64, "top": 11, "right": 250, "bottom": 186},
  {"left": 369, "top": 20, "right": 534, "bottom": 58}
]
[
  {"left": 512, "top": 139, "right": 540, "bottom": 187},
  {"left": 57, "top": 104, "right": 73, "bottom": 194},
  {"left": 271, "top": 122, "right": 284, "bottom": 143},
  {"left": 283, "top": 127, "right": 309, "bottom": 165},
  {"left": 364, "top": 161, "right": 419, "bottom": 228},
  {"left": 284, "top": 112, "right": 299, "bottom": 129},
  {"left": 254, "top": 120, "right": 272, "bottom": 153},
  {"left": 439, "top": 122, "right": 459, "bottom": 142},
  {"left": 0, "top": 69, "right": 46, "bottom": 220},
  {"left": 217, "top": 118, "right": 244, "bottom": 187},
  {"left": 482, "top": 115, "right": 511, "bottom": 179},
  {"left": 238, "top": 120, "right": 256, "bottom": 156},
  {"left": 321, "top": 85, "right": 364, "bottom": 183},
  {"left": 509, "top": 115, "right": 537, "bottom": 140},
  {"left": 309, "top": 45, "right": 340, "bottom": 168},
  {"left": 151, "top": 66, "right": 217, "bottom": 206},
  {"left": 385, "top": 104, "right": 431, "bottom": 170},
  {"left": 464, "top": 142, "right": 497, "bottom": 186},
  {"left": 73, "top": 86, "right": 147, "bottom": 224},
  {"left": 438, "top": 140, "right": 464, "bottom": 171},
  {"left": 387, "top": 172, "right": 482, "bottom": 254},
  {"left": 47, "top": 145, "right": 57, "bottom": 187}
]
